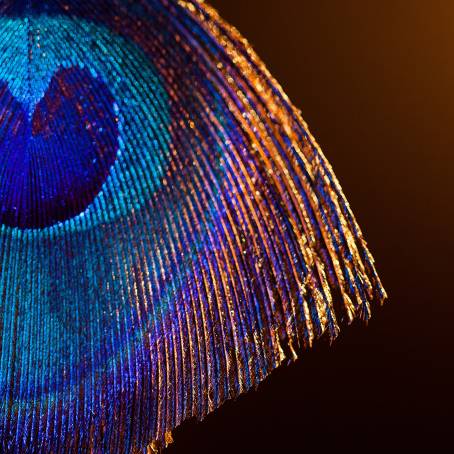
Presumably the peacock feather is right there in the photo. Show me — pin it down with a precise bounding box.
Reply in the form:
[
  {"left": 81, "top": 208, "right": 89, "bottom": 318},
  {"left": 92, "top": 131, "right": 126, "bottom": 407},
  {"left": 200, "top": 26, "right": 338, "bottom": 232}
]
[{"left": 0, "top": 1, "right": 386, "bottom": 452}]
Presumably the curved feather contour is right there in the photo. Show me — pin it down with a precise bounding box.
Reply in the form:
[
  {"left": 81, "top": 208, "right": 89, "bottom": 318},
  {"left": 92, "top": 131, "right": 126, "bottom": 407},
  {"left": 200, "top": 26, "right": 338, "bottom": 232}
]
[{"left": 0, "top": 0, "right": 386, "bottom": 452}]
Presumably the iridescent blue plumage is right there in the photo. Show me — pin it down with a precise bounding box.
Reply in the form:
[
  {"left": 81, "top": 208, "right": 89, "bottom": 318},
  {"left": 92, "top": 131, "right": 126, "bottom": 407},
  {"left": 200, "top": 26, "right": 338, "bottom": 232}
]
[
  {"left": 0, "top": 1, "right": 386, "bottom": 452},
  {"left": 0, "top": 67, "right": 118, "bottom": 228}
]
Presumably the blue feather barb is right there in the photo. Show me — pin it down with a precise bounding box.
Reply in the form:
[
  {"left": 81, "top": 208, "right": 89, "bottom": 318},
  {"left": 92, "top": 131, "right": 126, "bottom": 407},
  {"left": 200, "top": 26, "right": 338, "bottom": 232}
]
[{"left": 0, "top": 1, "right": 386, "bottom": 452}]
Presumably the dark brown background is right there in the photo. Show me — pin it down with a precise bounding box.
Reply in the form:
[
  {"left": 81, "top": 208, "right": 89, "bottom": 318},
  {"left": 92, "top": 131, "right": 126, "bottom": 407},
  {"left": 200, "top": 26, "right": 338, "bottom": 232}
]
[{"left": 169, "top": 1, "right": 453, "bottom": 451}]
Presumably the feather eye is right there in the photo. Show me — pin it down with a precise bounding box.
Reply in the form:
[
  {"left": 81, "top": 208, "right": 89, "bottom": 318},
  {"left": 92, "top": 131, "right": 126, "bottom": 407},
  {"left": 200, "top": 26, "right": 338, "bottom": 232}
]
[{"left": 0, "top": 1, "right": 386, "bottom": 452}]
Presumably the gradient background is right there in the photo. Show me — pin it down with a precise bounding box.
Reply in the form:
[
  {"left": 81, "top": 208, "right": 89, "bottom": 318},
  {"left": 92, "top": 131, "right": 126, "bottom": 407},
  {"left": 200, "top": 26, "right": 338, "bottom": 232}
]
[{"left": 168, "top": 1, "right": 453, "bottom": 451}]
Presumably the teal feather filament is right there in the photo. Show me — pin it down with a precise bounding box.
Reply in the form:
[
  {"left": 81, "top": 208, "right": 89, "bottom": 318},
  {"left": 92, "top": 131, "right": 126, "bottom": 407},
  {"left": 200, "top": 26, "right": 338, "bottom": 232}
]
[{"left": 0, "top": 1, "right": 386, "bottom": 452}]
